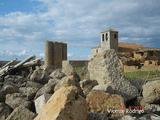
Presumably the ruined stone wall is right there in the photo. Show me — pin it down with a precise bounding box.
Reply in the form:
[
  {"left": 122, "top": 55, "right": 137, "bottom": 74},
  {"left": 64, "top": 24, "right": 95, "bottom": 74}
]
[
  {"left": 110, "top": 31, "right": 118, "bottom": 51},
  {"left": 45, "top": 41, "right": 55, "bottom": 69},
  {"left": 62, "top": 44, "right": 67, "bottom": 60},
  {"left": 53, "top": 42, "right": 63, "bottom": 68},
  {"left": 45, "top": 41, "right": 67, "bottom": 69}
]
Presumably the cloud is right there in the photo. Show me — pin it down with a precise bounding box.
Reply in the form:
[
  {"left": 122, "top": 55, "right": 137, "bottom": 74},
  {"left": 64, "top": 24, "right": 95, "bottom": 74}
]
[{"left": 0, "top": 0, "right": 160, "bottom": 60}]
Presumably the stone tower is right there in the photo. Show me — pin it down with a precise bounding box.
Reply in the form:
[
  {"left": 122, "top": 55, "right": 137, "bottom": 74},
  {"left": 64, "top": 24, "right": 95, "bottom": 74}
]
[
  {"left": 100, "top": 29, "right": 118, "bottom": 51},
  {"left": 45, "top": 41, "right": 67, "bottom": 70}
]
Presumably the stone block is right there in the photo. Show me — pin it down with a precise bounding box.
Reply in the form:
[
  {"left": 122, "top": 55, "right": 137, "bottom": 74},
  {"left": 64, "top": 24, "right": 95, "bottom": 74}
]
[{"left": 34, "top": 94, "right": 51, "bottom": 114}]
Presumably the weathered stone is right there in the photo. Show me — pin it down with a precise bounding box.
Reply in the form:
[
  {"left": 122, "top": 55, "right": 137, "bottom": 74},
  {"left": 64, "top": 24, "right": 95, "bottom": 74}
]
[
  {"left": 142, "top": 80, "right": 160, "bottom": 104},
  {"left": 19, "top": 101, "right": 35, "bottom": 112},
  {"left": 80, "top": 79, "right": 98, "bottom": 95},
  {"left": 1, "top": 84, "right": 19, "bottom": 95},
  {"left": 6, "top": 106, "right": 36, "bottom": 120},
  {"left": 86, "top": 90, "right": 125, "bottom": 119},
  {"left": 128, "top": 79, "right": 146, "bottom": 91},
  {"left": 138, "top": 113, "right": 160, "bottom": 120},
  {"left": 0, "top": 91, "right": 5, "bottom": 102},
  {"left": 54, "top": 74, "right": 83, "bottom": 96},
  {"left": 30, "top": 67, "right": 49, "bottom": 84},
  {"left": 0, "top": 103, "right": 13, "bottom": 120},
  {"left": 119, "top": 115, "right": 136, "bottom": 120},
  {"left": 5, "top": 93, "right": 27, "bottom": 109},
  {"left": 48, "top": 78, "right": 60, "bottom": 85},
  {"left": 0, "top": 77, "right": 4, "bottom": 82},
  {"left": 19, "top": 87, "right": 39, "bottom": 100},
  {"left": 44, "top": 41, "right": 67, "bottom": 70},
  {"left": 88, "top": 50, "right": 138, "bottom": 101},
  {"left": 35, "top": 78, "right": 58, "bottom": 99},
  {"left": 88, "top": 112, "right": 109, "bottom": 120},
  {"left": 49, "top": 69, "right": 65, "bottom": 79},
  {"left": 0, "top": 83, "right": 19, "bottom": 102},
  {"left": 0, "top": 82, "right": 3, "bottom": 87},
  {"left": 4, "top": 75, "right": 27, "bottom": 88},
  {"left": 34, "top": 86, "right": 88, "bottom": 120},
  {"left": 26, "top": 81, "right": 43, "bottom": 89},
  {"left": 45, "top": 41, "right": 55, "bottom": 69},
  {"left": 144, "top": 104, "right": 160, "bottom": 113},
  {"left": 93, "top": 83, "right": 138, "bottom": 102},
  {"left": 140, "top": 98, "right": 160, "bottom": 113},
  {"left": 34, "top": 94, "right": 51, "bottom": 114},
  {"left": 62, "top": 61, "right": 74, "bottom": 75},
  {"left": 92, "top": 84, "right": 110, "bottom": 92}
]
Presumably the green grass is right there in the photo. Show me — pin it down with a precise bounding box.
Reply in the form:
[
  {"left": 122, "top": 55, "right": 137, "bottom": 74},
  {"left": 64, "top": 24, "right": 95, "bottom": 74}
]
[
  {"left": 125, "top": 70, "right": 160, "bottom": 80},
  {"left": 73, "top": 64, "right": 160, "bottom": 81}
]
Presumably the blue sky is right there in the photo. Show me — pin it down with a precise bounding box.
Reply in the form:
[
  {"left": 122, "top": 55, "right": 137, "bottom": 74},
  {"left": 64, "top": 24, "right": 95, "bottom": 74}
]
[{"left": 0, "top": 0, "right": 160, "bottom": 60}]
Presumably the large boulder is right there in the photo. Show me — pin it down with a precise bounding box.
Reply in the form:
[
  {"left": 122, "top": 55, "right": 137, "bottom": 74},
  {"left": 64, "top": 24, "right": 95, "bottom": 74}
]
[
  {"left": 62, "top": 61, "right": 74, "bottom": 75},
  {"left": 92, "top": 84, "right": 137, "bottom": 102},
  {"left": 88, "top": 50, "right": 138, "bottom": 101},
  {"left": 19, "top": 87, "right": 39, "bottom": 100},
  {"left": 0, "top": 103, "right": 13, "bottom": 120},
  {"left": 5, "top": 93, "right": 27, "bottom": 109},
  {"left": 86, "top": 90, "right": 125, "bottom": 119},
  {"left": 34, "top": 86, "right": 88, "bottom": 120},
  {"left": 30, "top": 67, "right": 49, "bottom": 84},
  {"left": 35, "top": 78, "right": 58, "bottom": 99},
  {"left": 142, "top": 80, "right": 160, "bottom": 104},
  {"left": 54, "top": 74, "right": 83, "bottom": 96},
  {"left": 6, "top": 106, "right": 36, "bottom": 120}
]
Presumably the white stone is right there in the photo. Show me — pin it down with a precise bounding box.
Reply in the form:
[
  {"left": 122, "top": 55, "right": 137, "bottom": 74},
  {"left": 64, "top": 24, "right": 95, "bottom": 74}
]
[
  {"left": 34, "top": 94, "right": 51, "bottom": 114},
  {"left": 62, "top": 61, "right": 74, "bottom": 75},
  {"left": 143, "top": 80, "right": 160, "bottom": 104}
]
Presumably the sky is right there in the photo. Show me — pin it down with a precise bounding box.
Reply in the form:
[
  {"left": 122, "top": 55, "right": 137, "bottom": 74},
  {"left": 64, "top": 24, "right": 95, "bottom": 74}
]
[{"left": 0, "top": 0, "right": 160, "bottom": 60}]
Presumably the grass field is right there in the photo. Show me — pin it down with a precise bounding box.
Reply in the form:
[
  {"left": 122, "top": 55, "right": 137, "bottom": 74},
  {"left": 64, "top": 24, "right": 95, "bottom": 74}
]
[
  {"left": 73, "top": 64, "right": 160, "bottom": 81},
  {"left": 125, "top": 70, "right": 160, "bottom": 80}
]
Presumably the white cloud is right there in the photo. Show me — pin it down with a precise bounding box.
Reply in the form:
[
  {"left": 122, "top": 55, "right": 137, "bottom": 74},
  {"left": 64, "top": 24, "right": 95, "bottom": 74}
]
[{"left": 0, "top": 0, "right": 160, "bottom": 60}]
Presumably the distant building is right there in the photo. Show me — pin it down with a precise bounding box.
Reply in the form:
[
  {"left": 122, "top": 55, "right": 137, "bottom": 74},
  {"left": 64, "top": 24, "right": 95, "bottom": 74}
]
[
  {"left": 133, "top": 48, "right": 160, "bottom": 65},
  {"left": 91, "top": 28, "right": 160, "bottom": 71},
  {"left": 92, "top": 28, "right": 118, "bottom": 57},
  {"left": 100, "top": 29, "right": 118, "bottom": 51},
  {"left": 45, "top": 41, "right": 67, "bottom": 69}
]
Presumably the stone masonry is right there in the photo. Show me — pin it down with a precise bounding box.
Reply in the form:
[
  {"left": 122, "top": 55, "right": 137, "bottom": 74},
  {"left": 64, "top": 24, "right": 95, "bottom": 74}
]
[{"left": 45, "top": 41, "right": 67, "bottom": 69}]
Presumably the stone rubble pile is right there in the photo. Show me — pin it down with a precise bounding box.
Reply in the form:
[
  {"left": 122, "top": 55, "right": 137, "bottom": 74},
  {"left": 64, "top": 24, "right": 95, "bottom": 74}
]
[{"left": 0, "top": 50, "right": 160, "bottom": 120}]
